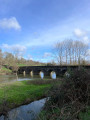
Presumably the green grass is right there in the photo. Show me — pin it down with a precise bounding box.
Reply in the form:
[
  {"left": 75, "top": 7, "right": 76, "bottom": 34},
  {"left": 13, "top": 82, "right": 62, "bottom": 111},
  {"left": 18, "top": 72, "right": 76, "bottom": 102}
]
[
  {"left": 17, "top": 63, "right": 46, "bottom": 67},
  {"left": 0, "top": 80, "right": 52, "bottom": 112},
  {"left": 0, "top": 67, "right": 12, "bottom": 74},
  {"left": 17, "top": 64, "right": 27, "bottom": 67}
]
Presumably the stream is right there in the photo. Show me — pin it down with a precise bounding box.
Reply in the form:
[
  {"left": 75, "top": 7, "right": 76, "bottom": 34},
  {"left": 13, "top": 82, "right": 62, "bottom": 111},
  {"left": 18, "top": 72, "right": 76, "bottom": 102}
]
[{"left": 0, "top": 98, "right": 46, "bottom": 120}]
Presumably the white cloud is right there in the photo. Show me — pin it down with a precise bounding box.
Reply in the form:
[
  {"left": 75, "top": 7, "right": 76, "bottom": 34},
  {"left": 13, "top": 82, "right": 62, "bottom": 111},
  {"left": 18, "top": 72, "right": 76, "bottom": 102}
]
[
  {"left": 74, "top": 28, "right": 86, "bottom": 37},
  {"left": 73, "top": 29, "right": 90, "bottom": 45},
  {"left": 2, "top": 44, "right": 26, "bottom": 53},
  {"left": 74, "top": 28, "right": 87, "bottom": 37},
  {"left": 0, "top": 17, "right": 21, "bottom": 30}
]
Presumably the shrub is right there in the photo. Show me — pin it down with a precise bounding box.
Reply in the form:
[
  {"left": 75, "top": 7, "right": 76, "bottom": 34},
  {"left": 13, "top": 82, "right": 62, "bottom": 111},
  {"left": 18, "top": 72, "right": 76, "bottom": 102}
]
[{"left": 41, "top": 68, "right": 90, "bottom": 120}]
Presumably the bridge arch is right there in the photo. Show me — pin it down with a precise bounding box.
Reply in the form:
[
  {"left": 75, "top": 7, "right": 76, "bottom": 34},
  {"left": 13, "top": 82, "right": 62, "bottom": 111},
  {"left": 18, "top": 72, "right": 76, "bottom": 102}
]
[
  {"left": 39, "top": 71, "right": 44, "bottom": 79},
  {"left": 50, "top": 70, "right": 56, "bottom": 79}
]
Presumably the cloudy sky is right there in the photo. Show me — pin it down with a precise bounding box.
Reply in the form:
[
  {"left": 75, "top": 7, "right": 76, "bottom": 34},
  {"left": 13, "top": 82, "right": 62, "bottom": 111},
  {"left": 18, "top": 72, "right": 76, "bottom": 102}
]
[{"left": 0, "top": 0, "right": 90, "bottom": 62}]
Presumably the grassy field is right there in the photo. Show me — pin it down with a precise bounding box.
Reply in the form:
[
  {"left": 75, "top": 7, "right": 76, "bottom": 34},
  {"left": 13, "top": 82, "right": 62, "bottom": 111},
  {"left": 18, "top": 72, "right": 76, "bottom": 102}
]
[
  {"left": 0, "top": 80, "right": 54, "bottom": 115},
  {"left": 17, "top": 63, "right": 46, "bottom": 67},
  {"left": 17, "top": 64, "right": 27, "bottom": 66}
]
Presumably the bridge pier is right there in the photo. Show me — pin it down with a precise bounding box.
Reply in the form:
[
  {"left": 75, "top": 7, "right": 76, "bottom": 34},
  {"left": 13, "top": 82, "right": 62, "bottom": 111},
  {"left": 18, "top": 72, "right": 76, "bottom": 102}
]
[
  {"left": 23, "top": 71, "right": 26, "bottom": 76},
  {"left": 30, "top": 71, "right": 33, "bottom": 77}
]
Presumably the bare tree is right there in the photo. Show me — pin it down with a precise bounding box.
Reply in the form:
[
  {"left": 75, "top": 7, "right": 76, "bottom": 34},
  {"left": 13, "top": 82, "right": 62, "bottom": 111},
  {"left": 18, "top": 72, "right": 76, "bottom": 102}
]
[
  {"left": 54, "top": 39, "right": 89, "bottom": 66},
  {"left": 4, "top": 52, "right": 14, "bottom": 67},
  {"left": 54, "top": 41, "right": 65, "bottom": 65},
  {"left": 0, "top": 49, "right": 3, "bottom": 69}
]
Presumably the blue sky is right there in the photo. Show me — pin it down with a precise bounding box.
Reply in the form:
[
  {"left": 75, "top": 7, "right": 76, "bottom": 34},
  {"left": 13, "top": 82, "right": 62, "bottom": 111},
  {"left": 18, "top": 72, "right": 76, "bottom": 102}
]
[{"left": 0, "top": 0, "right": 90, "bottom": 62}]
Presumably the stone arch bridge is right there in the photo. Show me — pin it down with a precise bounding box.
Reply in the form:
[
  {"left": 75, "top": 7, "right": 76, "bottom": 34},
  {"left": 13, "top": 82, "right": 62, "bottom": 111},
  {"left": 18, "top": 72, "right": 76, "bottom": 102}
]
[{"left": 18, "top": 65, "right": 90, "bottom": 77}]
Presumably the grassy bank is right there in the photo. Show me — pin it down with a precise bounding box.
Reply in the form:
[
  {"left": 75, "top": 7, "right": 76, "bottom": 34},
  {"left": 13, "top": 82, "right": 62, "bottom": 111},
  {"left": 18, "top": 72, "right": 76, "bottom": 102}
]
[
  {"left": 0, "top": 79, "right": 57, "bottom": 115},
  {"left": 0, "top": 67, "right": 12, "bottom": 75}
]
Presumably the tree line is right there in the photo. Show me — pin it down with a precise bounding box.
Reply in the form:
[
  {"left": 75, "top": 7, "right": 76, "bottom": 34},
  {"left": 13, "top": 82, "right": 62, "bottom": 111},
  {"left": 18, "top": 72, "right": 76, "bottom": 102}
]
[
  {"left": 0, "top": 39, "right": 90, "bottom": 70},
  {"left": 0, "top": 50, "right": 45, "bottom": 72},
  {"left": 54, "top": 39, "right": 90, "bottom": 65}
]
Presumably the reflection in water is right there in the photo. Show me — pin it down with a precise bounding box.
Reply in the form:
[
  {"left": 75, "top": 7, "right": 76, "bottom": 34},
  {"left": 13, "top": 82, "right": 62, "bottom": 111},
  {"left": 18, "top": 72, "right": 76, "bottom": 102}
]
[
  {"left": 0, "top": 75, "right": 17, "bottom": 84},
  {"left": 0, "top": 73, "right": 53, "bottom": 84},
  {"left": 0, "top": 98, "right": 46, "bottom": 120},
  {"left": 0, "top": 75, "right": 32, "bottom": 84},
  {"left": 39, "top": 71, "right": 44, "bottom": 79},
  {"left": 50, "top": 71, "right": 56, "bottom": 79}
]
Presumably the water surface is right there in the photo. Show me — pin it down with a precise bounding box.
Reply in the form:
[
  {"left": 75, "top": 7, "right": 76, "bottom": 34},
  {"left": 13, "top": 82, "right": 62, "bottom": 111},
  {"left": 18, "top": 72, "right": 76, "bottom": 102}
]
[
  {"left": 0, "top": 74, "right": 44, "bottom": 84},
  {"left": 0, "top": 98, "right": 46, "bottom": 120},
  {"left": 0, "top": 73, "right": 56, "bottom": 84}
]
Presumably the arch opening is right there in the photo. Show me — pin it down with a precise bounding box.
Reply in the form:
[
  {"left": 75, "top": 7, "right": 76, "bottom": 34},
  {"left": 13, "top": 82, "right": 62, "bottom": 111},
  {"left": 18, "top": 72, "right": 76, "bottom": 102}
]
[
  {"left": 39, "top": 71, "right": 44, "bottom": 79},
  {"left": 50, "top": 71, "right": 56, "bottom": 79}
]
